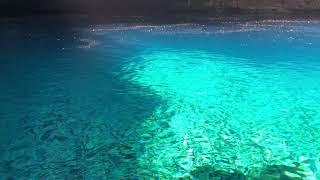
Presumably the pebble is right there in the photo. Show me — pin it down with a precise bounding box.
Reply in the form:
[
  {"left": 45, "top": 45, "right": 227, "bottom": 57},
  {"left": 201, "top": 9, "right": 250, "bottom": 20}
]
[
  {"left": 179, "top": 156, "right": 194, "bottom": 170},
  {"left": 283, "top": 171, "right": 301, "bottom": 178}
]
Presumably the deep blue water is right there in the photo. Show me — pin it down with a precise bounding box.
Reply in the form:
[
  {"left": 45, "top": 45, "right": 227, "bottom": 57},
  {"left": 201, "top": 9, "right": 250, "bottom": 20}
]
[{"left": 0, "top": 17, "right": 320, "bottom": 178}]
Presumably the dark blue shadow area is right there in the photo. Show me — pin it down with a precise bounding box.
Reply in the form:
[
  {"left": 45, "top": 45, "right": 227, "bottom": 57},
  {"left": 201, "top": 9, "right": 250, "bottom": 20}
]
[{"left": 0, "top": 17, "right": 164, "bottom": 178}]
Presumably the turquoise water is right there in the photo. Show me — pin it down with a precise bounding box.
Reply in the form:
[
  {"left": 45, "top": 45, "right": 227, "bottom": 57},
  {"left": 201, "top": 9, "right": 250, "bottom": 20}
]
[{"left": 1, "top": 17, "right": 320, "bottom": 179}]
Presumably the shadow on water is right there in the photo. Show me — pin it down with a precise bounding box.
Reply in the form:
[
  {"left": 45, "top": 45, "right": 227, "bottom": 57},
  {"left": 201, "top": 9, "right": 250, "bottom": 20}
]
[{"left": 0, "top": 17, "right": 165, "bottom": 178}]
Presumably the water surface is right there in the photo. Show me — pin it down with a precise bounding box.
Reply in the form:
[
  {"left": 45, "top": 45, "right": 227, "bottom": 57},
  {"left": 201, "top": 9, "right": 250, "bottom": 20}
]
[{"left": 0, "top": 17, "right": 320, "bottom": 178}]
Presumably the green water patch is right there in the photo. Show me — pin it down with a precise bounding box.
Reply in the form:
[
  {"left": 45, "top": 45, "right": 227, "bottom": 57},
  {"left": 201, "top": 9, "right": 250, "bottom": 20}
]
[{"left": 121, "top": 50, "right": 320, "bottom": 178}]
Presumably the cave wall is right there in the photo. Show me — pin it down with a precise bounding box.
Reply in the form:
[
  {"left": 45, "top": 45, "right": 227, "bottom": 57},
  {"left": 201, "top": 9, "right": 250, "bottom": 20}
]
[
  {"left": 43, "top": 0, "right": 320, "bottom": 14},
  {"left": 1, "top": 0, "right": 320, "bottom": 16},
  {"left": 177, "top": 0, "right": 320, "bottom": 12}
]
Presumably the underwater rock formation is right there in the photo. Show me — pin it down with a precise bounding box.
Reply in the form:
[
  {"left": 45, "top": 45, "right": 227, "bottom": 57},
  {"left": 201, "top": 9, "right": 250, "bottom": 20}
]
[{"left": 184, "top": 160, "right": 319, "bottom": 179}]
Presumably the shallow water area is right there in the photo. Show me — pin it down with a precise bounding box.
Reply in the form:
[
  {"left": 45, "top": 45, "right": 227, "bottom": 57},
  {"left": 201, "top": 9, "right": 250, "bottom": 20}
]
[{"left": 0, "top": 17, "right": 320, "bottom": 179}]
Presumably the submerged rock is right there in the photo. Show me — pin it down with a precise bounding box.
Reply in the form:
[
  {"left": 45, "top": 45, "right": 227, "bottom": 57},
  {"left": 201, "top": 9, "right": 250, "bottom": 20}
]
[
  {"left": 179, "top": 156, "right": 194, "bottom": 171},
  {"left": 247, "top": 163, "right": 317, "bottom": 179},
  {"left": 178, "top": 159, "right": 319, "bottom": 179},
  {"left": 159, "top": 122, "right": 170, "bottom": 129},
  {"left": 189, "top": 165, "right": 245, "bottom": 179}
]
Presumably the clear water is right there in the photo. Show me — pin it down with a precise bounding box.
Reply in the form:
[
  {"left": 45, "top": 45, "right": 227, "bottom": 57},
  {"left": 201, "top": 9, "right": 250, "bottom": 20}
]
[{"left": 1, "top": 17, "right": 320, "bottom": 179}]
